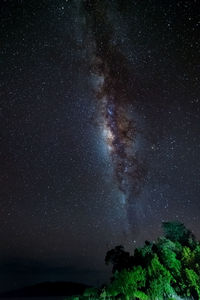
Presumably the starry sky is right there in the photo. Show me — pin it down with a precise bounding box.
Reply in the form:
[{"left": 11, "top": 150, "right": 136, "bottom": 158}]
[{"left": 0, "top": 0, "right": 200, "bottom": 292}]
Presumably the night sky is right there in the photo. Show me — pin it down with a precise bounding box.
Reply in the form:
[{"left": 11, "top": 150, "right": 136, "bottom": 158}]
[{"left": 0, "top": 0, "right": 200, "bottom": 292}]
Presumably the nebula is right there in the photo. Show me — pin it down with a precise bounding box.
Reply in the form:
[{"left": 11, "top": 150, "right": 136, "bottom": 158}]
[{"left": 82, "top": 0, "right": 146, "bottom": 204}]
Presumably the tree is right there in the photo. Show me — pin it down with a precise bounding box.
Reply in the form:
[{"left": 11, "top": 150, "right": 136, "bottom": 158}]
[
  {"left": 162, "top": 221, "right": 195, "bottom": 247},
  {"left": 133, "top": 243, "right": 153, "bottom": 269},
  {"left": 156, "top": 237, "right": 181, "bottom": 278},
  {"left": 106, "top": 266, "right": 147, "bottom": 300},
  {"left": 105, "top": 245, "right": 131, "bottom": 273},
  {"left": 83, "top": 287, "right": 99, "bottom": 299},
  {"left": 81, "top": 221, "right": 200, "bottom": 299},
  {"left": 146, "top": 254, "right": 175, "bottom": 299},
  {"left": 185, "top": 268, "right": 200, "bottom": 298}
]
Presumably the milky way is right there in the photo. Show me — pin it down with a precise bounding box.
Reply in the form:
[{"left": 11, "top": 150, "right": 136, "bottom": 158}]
[{"left": 82, "top": 0, "right": 146, "bottom": 208}]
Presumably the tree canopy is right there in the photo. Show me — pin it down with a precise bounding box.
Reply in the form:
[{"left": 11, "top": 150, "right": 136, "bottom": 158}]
[{"left": 75, "top": 221, "right": 200, "bottom": 299}]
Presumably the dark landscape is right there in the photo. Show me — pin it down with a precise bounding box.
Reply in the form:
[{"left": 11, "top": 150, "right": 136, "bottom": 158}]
[{"left": 0, "top": 282, "right": 88, "bottom": 298}]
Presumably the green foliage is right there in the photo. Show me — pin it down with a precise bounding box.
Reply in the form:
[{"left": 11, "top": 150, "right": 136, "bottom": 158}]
[
  {"left": 83, "top": 287, "right": 99, "bottom": 298},
  {"left": 181, "top": 246, "right": 194, "bottom": 266},
  {"left": 185, "top": 268, "right": 200, "bottom": 289},
  {"left": 146, "top": 254, "right": 175, "bottom": 299},
  {"left": 156, "top": 238, "right": 181, "bottom": 278},
  {"left": 106, "top": 266, "right": 146, "bottom": 299},
  {"left": 162, "top": 221, "right": 195, "bottom": 247},
  {"left": 80, "top": 221, "right": 200, "bottom": 299}
]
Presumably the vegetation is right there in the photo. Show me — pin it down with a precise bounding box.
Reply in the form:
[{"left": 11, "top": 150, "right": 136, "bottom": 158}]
[{"left": 71, "top": 221, "right": 200, "bottom": 299}]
